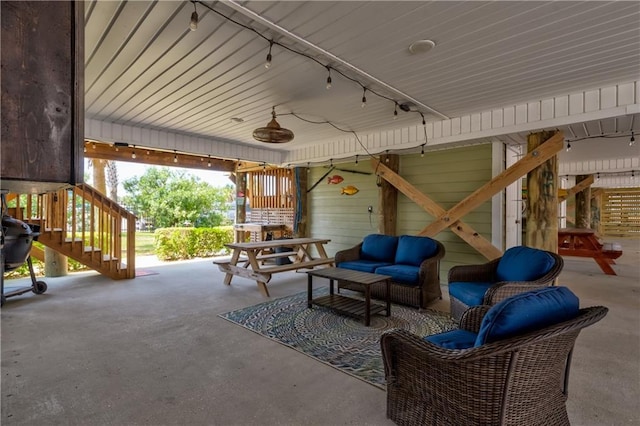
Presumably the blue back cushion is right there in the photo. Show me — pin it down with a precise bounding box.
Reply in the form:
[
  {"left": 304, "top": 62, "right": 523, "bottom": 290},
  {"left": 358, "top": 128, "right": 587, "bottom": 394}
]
[
  {"left": 475, "top": 286, "right": 579, "bottom": 346},
  {"left": 496, "top": 246, "right": 556, "bottom": 282},
  {"left": 361, "top": 234, "right": 398, "bottom": 263},
  {"left": 395, "top": 235, "right": 439, "bottom": 266}
]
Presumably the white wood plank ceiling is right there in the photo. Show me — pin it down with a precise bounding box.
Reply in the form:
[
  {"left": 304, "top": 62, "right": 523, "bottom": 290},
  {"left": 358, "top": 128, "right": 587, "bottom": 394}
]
[{"left": 84, "top": 0, "right": 640, "bottom": 186}]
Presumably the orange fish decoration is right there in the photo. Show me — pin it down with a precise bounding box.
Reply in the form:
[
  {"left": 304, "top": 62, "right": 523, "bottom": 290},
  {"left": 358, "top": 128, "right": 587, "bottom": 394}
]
[
  {"left": 327, "top": 175, "right": 344, "bottom": 184},
  {"left": 341, "top": 185, "right": 359, "bottom": 195}
]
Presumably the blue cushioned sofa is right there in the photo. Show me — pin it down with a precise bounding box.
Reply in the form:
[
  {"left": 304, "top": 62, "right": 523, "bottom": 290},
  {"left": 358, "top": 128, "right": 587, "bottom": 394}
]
[
  {"left": 448, "top": 245, "right": 564, "bottom": 320},
  {"left": 380, "top": 286, "right": 608, "bottom": 425},
  {"left": 335, "top": 234, "right": 445, "bottom": 309}
]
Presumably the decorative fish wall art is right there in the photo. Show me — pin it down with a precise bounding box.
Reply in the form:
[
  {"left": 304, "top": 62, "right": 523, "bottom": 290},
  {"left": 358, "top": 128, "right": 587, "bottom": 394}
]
[
  {"left": 327, "top": 175, "right": 344, "bottom": 184},
  {"left": 341, "top": 185, "right": 359, "bottom": 195}
]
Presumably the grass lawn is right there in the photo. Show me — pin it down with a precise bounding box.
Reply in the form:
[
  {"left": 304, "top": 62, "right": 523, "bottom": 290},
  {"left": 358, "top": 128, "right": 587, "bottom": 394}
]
[{"left": 135, "top": 231, "right": 156, "bottom": 256}]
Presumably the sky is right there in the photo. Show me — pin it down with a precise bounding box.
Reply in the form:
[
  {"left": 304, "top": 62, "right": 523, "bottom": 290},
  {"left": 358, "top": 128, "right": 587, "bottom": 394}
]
[{"left": 85, "top": 159, "right": 234, "bottom": 195}]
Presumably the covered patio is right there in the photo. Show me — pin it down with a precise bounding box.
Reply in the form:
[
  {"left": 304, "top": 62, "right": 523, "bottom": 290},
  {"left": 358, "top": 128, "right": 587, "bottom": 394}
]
[{"left": 1, "top": 239, "right": 638, "bottom": 425}]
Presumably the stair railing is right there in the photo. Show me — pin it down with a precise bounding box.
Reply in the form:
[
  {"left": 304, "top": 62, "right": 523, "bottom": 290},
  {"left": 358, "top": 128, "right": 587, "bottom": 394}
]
[{"left": 7, "top": 184, "right": 136, "bottom": 279}]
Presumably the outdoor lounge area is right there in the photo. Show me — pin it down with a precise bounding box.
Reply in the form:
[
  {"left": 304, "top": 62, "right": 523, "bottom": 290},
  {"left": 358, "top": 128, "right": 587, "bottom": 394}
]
[{"left": 1, "top": 239, "right": 638, "bottom": 425}]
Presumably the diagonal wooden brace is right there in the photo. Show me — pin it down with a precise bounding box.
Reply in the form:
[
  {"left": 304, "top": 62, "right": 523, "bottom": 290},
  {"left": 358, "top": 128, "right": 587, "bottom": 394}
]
[
  {"left": 558, "top": 175, "right": 594, "bottom": 203},
  {"left": 421, "top": 131, "right": 564, "bottom": 236},
  {"left": 372, "top": 159, "right": 502, "bottom": 260}
]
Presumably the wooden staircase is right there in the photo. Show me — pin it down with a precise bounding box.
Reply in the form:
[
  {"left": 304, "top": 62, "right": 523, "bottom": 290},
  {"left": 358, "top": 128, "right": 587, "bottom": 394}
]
[{"left": 6, "top": 184, "right": 136, "bottom": 279}]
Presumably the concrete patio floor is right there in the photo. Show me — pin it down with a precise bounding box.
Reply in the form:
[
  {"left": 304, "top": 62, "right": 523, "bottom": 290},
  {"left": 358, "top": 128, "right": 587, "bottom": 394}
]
[{"left": 1, "top": 239, "right": 639, "bottom": 425}]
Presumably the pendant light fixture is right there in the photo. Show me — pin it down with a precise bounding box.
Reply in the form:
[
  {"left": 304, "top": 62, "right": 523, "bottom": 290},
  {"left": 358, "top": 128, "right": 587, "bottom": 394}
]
[{"left": 252, "top": 106, "right": 294, "bottom": 143}]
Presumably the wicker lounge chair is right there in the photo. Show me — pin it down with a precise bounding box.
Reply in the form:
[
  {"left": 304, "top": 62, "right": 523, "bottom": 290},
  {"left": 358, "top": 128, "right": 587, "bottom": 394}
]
[
  {"left": 381, "top": 287, "right": 607, "bottom": 426},
  {"left": 448, "top": 245, "right": 564, "bottom": 320}
]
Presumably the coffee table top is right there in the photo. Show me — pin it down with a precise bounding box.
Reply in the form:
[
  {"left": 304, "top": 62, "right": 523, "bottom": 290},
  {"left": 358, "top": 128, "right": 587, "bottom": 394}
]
[{"left": 306, "top": 267, "right": 390, "bottom": 284}]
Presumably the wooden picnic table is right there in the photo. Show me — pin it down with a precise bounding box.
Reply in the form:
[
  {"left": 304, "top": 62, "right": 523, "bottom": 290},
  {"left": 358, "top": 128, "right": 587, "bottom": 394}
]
[
  {"left": 214, "top": 237, "right": 334, "bottom": 296},
  {"left": 558, "top": 228, "right": 623, "bottom": 275}
]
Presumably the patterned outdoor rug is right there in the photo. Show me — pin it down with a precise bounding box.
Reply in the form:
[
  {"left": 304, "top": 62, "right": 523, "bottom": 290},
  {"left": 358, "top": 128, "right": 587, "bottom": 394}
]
[{"left": 219, "top": 289, "right": 456, "bottom": 389}]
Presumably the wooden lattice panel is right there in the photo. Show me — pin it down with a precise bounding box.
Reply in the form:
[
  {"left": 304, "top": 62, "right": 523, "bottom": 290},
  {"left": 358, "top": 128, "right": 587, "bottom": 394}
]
[
  {"left": 248, "top": 168, "right": 294, "bottom": 209},
  {"left": 601, "top": 188, "right": 640, "bottom": 237}
]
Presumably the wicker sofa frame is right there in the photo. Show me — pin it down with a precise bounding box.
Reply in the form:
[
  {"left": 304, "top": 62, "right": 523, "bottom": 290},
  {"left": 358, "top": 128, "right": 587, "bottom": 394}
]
[
  {"left": 335, "top": 239, "right": 445, "bottom": 309},
  {"left": 380, "top": 304, "right": 608, "bottom": 425},
  {"left": 448, "top": 250, "right": 564, "bottom": 320}
]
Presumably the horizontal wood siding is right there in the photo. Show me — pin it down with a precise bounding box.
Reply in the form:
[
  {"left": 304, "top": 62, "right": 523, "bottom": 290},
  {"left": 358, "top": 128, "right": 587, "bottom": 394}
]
[
  {"left": 309, "top": 145, "right": 494, "bottom": 282},
  {"left": 399, "top": 144, "right": 493, "bottom": 279},
  {"left": 309, "top": 160, "right": 378, "bottom": 256}
]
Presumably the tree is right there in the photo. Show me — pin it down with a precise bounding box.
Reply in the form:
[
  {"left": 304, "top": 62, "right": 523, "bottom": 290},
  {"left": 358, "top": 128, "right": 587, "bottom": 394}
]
[{"left": 122, "top": 167, "right": 234, "bottom": 228}]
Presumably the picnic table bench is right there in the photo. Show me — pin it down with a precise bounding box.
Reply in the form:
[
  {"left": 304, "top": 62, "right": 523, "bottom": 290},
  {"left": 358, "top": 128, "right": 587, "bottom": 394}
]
[
  {"left": 214, "top": 237, "right": 334, "bottom": 296},
  {"left": 558, "top": 228, "right": 623, "bottom": 275}
]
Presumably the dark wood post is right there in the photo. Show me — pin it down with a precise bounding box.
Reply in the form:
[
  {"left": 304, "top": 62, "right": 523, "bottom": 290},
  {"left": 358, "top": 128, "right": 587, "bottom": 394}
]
[
  {"left": 525, "top": 131, "right": 559, "bottom": 252},
  {"left": 378, "top": 154, "right": 399, "bottom": 235},
  {"left": 235, "top": 171, "right": 247, "bottom": 242},
  {"left": 575, "top": 174, "right": 592, "bottom": 229},
  {"left": 294, "top": 167, "right": 308, "bottom": 237}
]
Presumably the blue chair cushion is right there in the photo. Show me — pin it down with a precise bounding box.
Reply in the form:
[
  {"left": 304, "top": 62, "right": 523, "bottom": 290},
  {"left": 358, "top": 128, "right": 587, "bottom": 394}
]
[
  {"left": 395, "top": 235, "right": 439, "bottom": 266},
  {"left": 338, "top": 260, "right": 393, "bottom": 274},
  {"left": 448, "top": 281, "right": 495, "bottom": 306},
  {"left": 496, "top": 246, "right": 556, "bottom": 282},
  {"left": 361, "top": 234, "right": 398, "bottom": 263},
  {"left": 475, "top": 286, "right": 580, "bottom": 346},
  {"left": 375, "top": 264, "right": 420, "bottom": 286},
  {"left": 425, "top": 329, "right": 478, "bottom": 350}
]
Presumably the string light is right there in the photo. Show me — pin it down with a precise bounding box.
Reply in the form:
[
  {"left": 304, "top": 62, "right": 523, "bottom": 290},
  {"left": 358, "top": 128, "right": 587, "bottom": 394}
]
[
  {"left": 131, "top": 145, "right": 136, "bottom": 159},
  {"left": 330, "top": 158, "right": 333, "bottom": 167},
  {"left": 566, "top": 141, "right": 572, "bottom": 152},
  {"left": 385, "top": 150, "right": 390, "bottom": 162},
  {"left": 596, "top": 172, "right": 600, "bottom": 180},
  {"left": 631, "top": 131, "right": 636, "bottom": 146},
  {"left": 393, "top": 103, "right": 398, "bottom": 120},
  {"left": 307, "top": 162, "right": 310, "bottom": 172},
  {"left": 173, "top": 150, "right": 178, "bottom": 163},
  {"left": 207, "top": 155, "right": 211, "bottom": 167},
  {"left": 189, "top": 2, "right": 198, "bottom": 31},
  {"left": 355, "top": 154, "right": 359, "bottom": 166},
  {"left": 265, "top": 40, "right": 273, "bottom": 69},
  {"left": 361, "top": 88, "right": 367, "bottom": 108},
  {"left": 420, "top": 144, "right": 425, "bottom": 158},
  {"left": 325, "top": 67, "right": 332, "bottom": 90},
  {"left": 632, "top": 170, "right": 635, "bottom": 180},
  {"left": 92, "top": 142, "right": 96, "bottom": 149},
  {"left": 83, "top": 145, "right": 87, "bottom": 153}
]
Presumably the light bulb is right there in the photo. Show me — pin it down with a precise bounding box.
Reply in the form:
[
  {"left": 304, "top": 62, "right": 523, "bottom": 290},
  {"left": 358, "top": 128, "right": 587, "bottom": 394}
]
[
  {"left": 394, "top": 106, "right": 398, "bottom": 120},
  {"left": 566, "top": 142, "right": 572, "bottom": 152},
  {"left": 326, "top": 75, "right": 332, "bottom": 90},
  {"left": 630, "top": 131, "right": 635, "bottom": 146},
  {"left": 173, "top": 151, "right": 178, "bottom": 163},
  {"left": 83, "top": 146, "right": 87, "bottom": 153},
  {"left": 131, "top": 151, "right": 136, "bottom": 159},
  {"left": 92, "top": 142, "right": 96, "bottom": 149},
  {"left": 265, "top": 41, "right": 273, "bottom": 69},
  {"left": 355, "top": 154, "right": 359, "bottom": 165},
  {"left": 208, "top": 155, "right": 211, "bottom": 167},
  {"left": 421, "top": 144, "right": 425, "bottom": 158},
  {"left": 361, "top": 95, "right": 367, "bottom": 108},
  {"left": 189, "top": 3, "right": 198, "bottom": 32}
]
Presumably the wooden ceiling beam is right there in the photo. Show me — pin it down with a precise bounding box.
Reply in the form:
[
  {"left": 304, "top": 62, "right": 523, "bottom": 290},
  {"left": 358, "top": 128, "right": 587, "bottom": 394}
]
[{"left": 84, "top": 141, "right": 236, "bottom": 172}]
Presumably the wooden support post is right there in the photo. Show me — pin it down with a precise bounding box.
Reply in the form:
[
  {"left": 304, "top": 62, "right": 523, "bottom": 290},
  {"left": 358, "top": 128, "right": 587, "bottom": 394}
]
[
  {"left": 235, "top": 172, "right": 247, "bottom": 242},
  {"left": 575, "top": 175, "right": 592, "bottom": 229},
  {"left": 591, "top": 188, "right": 604, "bottom": 234},
  {"left": 295, "top": 167, "right": 308, "bottom": 237},
  {"left": 44, "top": 247, "right": 67, "bottom": 277},
  {"left": 525, "top": 131, "right": 559, "bottom": 252},
  {"left": 378, "top": 154, "right": 398, "bottom": 235},
  {"left": 558, "top": 175, "right": 594, "bottom": 203}
]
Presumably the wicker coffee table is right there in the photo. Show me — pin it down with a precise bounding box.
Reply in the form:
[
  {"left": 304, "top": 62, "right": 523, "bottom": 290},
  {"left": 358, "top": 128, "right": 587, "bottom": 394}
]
[{"left": 306, "top": 267, "right": 391, "bottom": 326}]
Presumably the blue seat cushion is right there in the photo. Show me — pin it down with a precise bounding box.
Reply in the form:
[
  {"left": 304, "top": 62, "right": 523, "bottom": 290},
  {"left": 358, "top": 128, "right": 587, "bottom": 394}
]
[
  {"left": 361, "top": 234, "right": 398, "bottom": 263},
  {"left": 496, "top": 246, "right": 556, "bottom": 282},
  {"left": 425, "top": 329, "right": 478, "bottom": 350},
  {"left": 475, "top": 286, "right": 579, "bottom": 346},
  {"left": 338, "top": 260, "right": 393, "bottom": 274},
  {"left": 395, "top": 235, "right": 439, "bottom": 266},
  {"left": 375, "top": 264, "right": 420, "bottom": 286},
  {"left": 448, "top": 281, "right": 495, "bottom": 306}
]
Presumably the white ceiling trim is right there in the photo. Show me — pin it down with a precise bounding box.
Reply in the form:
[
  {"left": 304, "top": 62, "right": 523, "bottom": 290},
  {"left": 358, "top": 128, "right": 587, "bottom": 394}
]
[
  {"left": 84, "top": 118, "right": 286, "bottom": 164},
  {"left": 285, "top": 80, "right": 639, "bottom": 165}
]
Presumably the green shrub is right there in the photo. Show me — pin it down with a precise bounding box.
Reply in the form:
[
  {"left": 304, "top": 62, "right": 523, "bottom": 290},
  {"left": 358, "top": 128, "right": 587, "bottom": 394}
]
[{"left": 154, "top": 226, "right": 234, "bottom": 261}]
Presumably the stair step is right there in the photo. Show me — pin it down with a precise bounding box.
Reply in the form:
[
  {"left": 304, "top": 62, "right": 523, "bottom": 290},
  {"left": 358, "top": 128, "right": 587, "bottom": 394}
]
[
  {"left": 83, "top": 246, "right": 102, "bottom": 253},
  {"left": 64, "top": 238, "right": 84, "bottom": 243}
]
